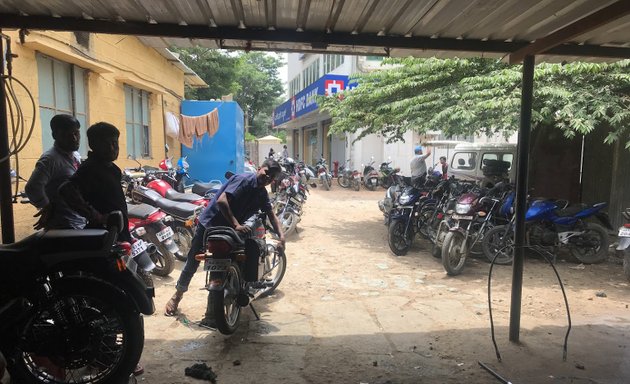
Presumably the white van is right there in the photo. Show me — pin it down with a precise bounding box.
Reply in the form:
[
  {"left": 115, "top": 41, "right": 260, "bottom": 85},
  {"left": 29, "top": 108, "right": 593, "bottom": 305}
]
[{"left": 448, "top": 143, "right": 517, "bottom": 183}]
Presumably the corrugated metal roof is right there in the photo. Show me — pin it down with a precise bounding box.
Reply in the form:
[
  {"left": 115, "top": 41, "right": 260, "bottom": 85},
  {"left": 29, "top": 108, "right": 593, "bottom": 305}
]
[{"left": 0, "top": 0, "right": 629, "bottom": 61}]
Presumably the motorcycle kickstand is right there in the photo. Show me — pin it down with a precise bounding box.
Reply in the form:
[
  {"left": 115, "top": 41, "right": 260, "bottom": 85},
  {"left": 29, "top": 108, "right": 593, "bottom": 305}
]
[{"left": 249, "top": 302, "right": 261, "bottom": 320}]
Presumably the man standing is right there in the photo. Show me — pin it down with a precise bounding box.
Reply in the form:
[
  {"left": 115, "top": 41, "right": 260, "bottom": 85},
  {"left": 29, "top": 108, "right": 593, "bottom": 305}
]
[
  {"left": 410, "top": 145, "right": 431, "bottom": 188},
  {"left": 165, "top": 158, "right": 286, "bottom": 316},
  {"left": 25, "top": 114, "right": 86, "bottom": 230},
  {"left": 281, "top": 145, "right": 289, "bottom": 158},
  {"left": 439, "top": 156, "right": 448, "bottom": 179}
]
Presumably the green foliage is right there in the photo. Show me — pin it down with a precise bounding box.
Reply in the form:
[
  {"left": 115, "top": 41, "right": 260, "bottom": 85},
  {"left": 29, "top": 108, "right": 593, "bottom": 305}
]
[
  {"left": 245, "top": 132, "right": 257, "bottom": 142},
  {"left": 173, "top": 48, "right": 285, "bottom": 138},
  {"left": 318, "top": 58, "right": 630, "bottom": 148}
]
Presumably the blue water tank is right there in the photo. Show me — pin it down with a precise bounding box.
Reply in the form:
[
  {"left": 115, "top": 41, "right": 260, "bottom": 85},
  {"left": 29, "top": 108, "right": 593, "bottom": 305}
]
[{"left": 180, "top": 100, "right": 244, "bottom": 183}]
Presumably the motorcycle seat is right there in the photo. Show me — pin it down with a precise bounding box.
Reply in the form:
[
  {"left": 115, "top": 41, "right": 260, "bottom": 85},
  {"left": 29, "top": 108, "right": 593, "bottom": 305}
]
[
  {"left": 0, "top": 229, "right": 110, "bottom": 257},
  {"left": 555, "top": 203, "right": 588, "bottom": 217},
  {"left": 127, "top": 203, "right": 160, "bottom": 219},
  {"left": 134, "top": 187, "right": 201, "bottom": 219},
  {"left": 192, "top": 181, "right": 222, "bottom": 196},
  {"left": 164, "top": 189, "right": 203, "bottom": 203},
  {"left": 204, "top": 226, "right": 245, "bottom": 247}
]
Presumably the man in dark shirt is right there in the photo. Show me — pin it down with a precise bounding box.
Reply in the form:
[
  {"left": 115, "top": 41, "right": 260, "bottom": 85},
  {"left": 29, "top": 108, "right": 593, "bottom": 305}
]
[
  {"left": 165, "top": 158, "right": 286, "bottom": 316},
  {"left": 59, "top": 122, "right": 131, "bottom": 242},
  {"left": 25, "top": 114, "right": 86, "bottom": 229}
]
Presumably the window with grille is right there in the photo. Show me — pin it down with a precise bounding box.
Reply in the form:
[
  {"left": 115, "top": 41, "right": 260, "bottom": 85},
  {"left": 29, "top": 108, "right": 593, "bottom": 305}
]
[
  {"left": 124, "top": 85, "right": 151, "bottom": 159},
  {"left": 36, "top": 54, "right": 89, "bottom": 156}
]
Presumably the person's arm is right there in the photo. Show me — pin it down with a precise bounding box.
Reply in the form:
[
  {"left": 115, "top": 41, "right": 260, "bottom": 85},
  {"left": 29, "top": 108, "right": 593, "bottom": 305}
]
[
  {"left": 216, "top": 191, "right": 251, "bottom": 234},
  {"left": 266, "top": 209, "right": 286, "bottom": 251},
  {"left": 58, "top": 180, "right": 107, "bottom": 225},
  {"left": 25, "top": 156, "right": 52, "bottom": 209}
]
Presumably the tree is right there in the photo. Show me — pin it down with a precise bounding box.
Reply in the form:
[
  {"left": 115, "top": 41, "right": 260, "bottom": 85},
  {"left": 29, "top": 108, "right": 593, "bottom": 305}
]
[
  {"left": 172, "top": 48, "right": 284, "bottom": 138},
  {"left": 170, "top": 47, "right": 238, "bottom": 100},
  {"left": 233, "top": 53, "right": 284, "bottom": 137},
  {"left": 318, "top": 57, "right": 630, "bottom": 147}
]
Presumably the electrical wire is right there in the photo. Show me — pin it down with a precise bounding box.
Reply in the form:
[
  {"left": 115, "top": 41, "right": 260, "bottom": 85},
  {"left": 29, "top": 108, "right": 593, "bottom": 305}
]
[
  {"left": 0, "top": 34, "right": 37, "bottom": 198},
  {"left": 487, "top": 244, "right": 572, "bottom": 362}
]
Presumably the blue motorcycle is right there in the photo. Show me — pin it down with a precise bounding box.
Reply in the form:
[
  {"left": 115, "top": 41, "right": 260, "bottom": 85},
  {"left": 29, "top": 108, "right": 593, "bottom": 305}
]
[{"left": 482, "top": 196, "right": 612, "bottom": 265}]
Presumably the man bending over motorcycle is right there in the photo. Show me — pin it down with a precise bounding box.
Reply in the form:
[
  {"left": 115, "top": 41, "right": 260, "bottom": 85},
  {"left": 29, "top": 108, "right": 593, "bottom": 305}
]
[{"left": 165, "top": 159, "right": 286, "bottom": 317}]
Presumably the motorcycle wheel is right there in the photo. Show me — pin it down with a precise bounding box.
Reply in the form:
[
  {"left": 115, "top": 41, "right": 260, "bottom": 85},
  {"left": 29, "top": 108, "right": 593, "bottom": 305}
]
[
  {"left": 212, "top": 263, "right": 243, "bottom": 335},
  {"left": 173, "top": 226, "right": 193, "bottom": 261},
  {"left": 146, "top": 229, "right": 176, "bottom": 276},
  {"left": 431, "top": 221, "right": 449, "bottom": 258},
  {"left": 259, "top": 248, "right": 287, "bottom": 298},
  {"left": 321, "top": 177, "right": 330, "bottom": 191},
  {"left": 417, "top": 206, "right": 437, "bottom": 240},
  {"left": 482, "top": 225, "right": 514, "bottom": 265},
  {"left": 365, "top": 178, "right": 377, "bottom": 191},
  {"left": 441, "top": 231, "right": 468, "bottom": 276},
  {"left": 4, "top": 279, "right": 144, "bottom": 384},
  {"left": 388, "top": 220, "right": 412, "bottom": 256},
  {"left": 352, "top": 179, "right": 360, "bottom": 191},
  {"left": 279, "top": 211, "right": 298, "bottom": 236},
  {"left": 624, "top": 249, "right": 630, "bottom": 282},
  {"left": 569, "top": 222, "right": 609, "bottom": 264},
  {"left": 337, "top": 176, "right": 350, "bottom": 188}
]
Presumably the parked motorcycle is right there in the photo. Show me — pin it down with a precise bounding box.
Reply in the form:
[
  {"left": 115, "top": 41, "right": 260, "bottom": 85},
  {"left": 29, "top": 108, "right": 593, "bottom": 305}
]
[
  {"left": 272, "top": 178, "right": 303, "bottom": 236},
  {"left": 362, "top": 158, "right": 380, "bottom": 191},
  {"left": 127, "top": 202, "right": 180, "bottom": 276},
  {"left": 337, "top": 159, "right": 361, "bottom": 191},
  {"left": 616, "top": 208, "right": 630, "bottom": 281},
  {"left": 198, "top": 212, "right": 287, "bottom": 334},
  {"left": 315, "top": 157, "right": 333, "bottom": 190},
  {"left": 0, "top": 212, "right": 154, "bottom": 383},
  {"left": 482, "top": 198, "right": 612, "bottom": 266},
  {"left": 440, "top": 186, "right": 506, "bottom": 275},
  {"left": 378, "top": 160, "right": 398, "bottom": 189}
]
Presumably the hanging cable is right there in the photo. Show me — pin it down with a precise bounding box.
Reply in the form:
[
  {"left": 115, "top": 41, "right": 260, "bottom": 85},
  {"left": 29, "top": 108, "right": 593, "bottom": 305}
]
[
  {"left": 487, "top": 244, "right": 572, "bottom": 362},
  {"left": 0, "top": 33, "right": 37, "bottom": 199}
]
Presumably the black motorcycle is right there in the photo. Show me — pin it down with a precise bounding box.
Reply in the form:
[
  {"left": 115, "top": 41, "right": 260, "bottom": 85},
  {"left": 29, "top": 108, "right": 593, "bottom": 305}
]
[
  {"left": 199, "top": 212, "right": 287, "bottom": 335},
  {"left": 0, "top": 212, "right": 154, "bottom": 384}
]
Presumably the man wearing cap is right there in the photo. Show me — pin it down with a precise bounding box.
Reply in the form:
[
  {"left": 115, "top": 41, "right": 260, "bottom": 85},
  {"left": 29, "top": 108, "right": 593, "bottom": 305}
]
[
  {"left": 410, "top": 145, "right": 431, "bottom": 188},
  {"left": 165, "top": 158, "right": 286, "bottom": 316}
]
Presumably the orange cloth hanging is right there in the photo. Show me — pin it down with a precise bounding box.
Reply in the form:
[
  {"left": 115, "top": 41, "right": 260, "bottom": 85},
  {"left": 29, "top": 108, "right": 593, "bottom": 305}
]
[{"left": 179, "top": 108, "right": 220, "bottom": 147}]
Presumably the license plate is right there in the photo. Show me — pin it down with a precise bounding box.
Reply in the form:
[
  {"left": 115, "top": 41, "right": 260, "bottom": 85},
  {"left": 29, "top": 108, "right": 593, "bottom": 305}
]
[
  {"left": 156, "top": 226, "right": 174, "bottom": 242},
  {"left": 619, "top": 227, "right": 630, "bottom": 237},
  {"left": 290, "top": 197, "right": 301, "bottom": 205},
  {"left": 131, "top": 240, "right": 148, "bottom": 257},
  {"left": 203, "top": 258, "right": 231, "bottom": 272},
  {"left": 452, "top": 214, "right": 473, "bottom": 220}
]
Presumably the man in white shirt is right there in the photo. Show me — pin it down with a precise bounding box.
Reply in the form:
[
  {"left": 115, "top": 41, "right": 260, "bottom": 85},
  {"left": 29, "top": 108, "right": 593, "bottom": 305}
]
[{"left": 410, "top": 145, "right": 431, "bottom": 188}]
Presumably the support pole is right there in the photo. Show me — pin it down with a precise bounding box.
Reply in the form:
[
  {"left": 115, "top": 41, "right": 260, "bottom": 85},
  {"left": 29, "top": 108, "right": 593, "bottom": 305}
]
[
  {"left": 509, "top": 54, "right": 535, "bottom": 342},
  {"left": 0, "top": 30, "right": 15, "bottom": 244}
]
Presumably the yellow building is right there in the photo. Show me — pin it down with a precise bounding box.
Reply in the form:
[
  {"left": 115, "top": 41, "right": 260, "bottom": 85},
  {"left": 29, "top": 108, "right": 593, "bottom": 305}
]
[{"left": 2, "top": 30, "right": 206, "bottom": 238}]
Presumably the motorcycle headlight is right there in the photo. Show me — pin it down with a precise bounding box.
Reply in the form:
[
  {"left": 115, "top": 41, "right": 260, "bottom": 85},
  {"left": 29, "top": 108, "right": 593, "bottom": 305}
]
[
  {"left": 135, "top": 227, "right": 147, "bottom": 236},
  {"left": 399, "top": 194, "right": 412, "bottom": 205},
  {"left": 455, "top": 203, "right": 471, "bottom": 214}
]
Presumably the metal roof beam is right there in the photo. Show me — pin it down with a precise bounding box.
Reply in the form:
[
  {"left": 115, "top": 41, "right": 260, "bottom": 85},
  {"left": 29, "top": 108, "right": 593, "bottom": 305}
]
[
  {"left": 509, "top": 0, "right": 630, "bottom": 64},
  {"left": 2, "top": 13, "right": 630, "bottom": 59}
]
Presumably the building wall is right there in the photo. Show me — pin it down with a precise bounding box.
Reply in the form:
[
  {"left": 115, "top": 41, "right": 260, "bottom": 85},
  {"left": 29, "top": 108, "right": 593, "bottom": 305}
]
[{"left": 6, "top": 30, "right": 186, "bottom": 180}]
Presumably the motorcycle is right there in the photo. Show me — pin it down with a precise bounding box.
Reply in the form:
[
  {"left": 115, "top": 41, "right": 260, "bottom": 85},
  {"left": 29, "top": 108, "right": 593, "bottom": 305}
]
[
  {"left": 127, "top": 202, "right": 180, "bottom": 276},
  {"left": 441, "top": 185, "right": 506, "bottom": 276},
  {"left": 144, "top": 170, "right": 208, "bottom": 207},
  {"left": 362, "top": 158, "right": 380, "bottom": 191},
  {"left": 198, "top": 212, "right": 287, "bottom": 335},
  {"left": 272, "top": 177, "right": 303, "bottom": 236},
  {"left": 124, "top": 174, "right": 203, "bottom": 261},
  {"left": 315, "top": 157, "right": 332, "bottom": 190},
  {"left": 337, "top": 159, "right": 361, "bottom": 191},
  {"left": 378, "top": 173, "right": 411, "bottom": 226},
  {"left": 0, "top": 212, "right": 154, "bottom": 383},
  {"left": 616, "top": 208, "right": 630, "bottom": 281},
  {"left": 378, "top": 160, "right": 398, "bottom": 189},
  {"left": 482, "top": 198, "right": 612, "bottom": 266}
]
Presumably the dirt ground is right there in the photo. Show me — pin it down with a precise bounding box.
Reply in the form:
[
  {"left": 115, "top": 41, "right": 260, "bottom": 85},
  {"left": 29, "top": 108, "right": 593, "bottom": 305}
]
[{"left": 7, "top": 188, "right": 630, "bottom": 383}]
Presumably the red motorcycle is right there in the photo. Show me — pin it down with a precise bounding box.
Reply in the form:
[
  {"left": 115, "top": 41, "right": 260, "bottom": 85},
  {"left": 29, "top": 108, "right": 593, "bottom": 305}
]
[
  {"left": 144, "top": 171, "right": 208, "bottom": 207},
  {"left": 127, "top": 202, "right": 180, "bottom": 276}
]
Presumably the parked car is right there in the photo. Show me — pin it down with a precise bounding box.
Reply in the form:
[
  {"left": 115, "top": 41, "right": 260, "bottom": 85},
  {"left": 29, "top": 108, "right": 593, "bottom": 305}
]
[{"left": 448, "top": 143, "right": 517, "bottom": 184}]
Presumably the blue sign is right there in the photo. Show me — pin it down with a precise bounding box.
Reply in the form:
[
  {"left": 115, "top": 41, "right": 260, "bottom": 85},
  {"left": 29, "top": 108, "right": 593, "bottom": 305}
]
[{"left": 273, "top": 74, "right": 349, "bottom": 127}]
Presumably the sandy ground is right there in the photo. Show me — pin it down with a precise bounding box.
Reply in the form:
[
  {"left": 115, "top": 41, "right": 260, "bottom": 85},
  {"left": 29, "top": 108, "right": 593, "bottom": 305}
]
[{"left": 6, "top": 188, "right": 630, "bottom": 383}]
